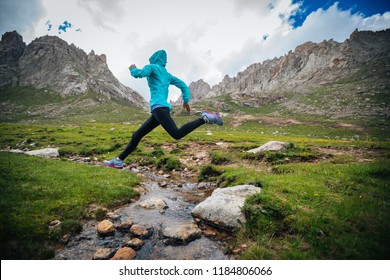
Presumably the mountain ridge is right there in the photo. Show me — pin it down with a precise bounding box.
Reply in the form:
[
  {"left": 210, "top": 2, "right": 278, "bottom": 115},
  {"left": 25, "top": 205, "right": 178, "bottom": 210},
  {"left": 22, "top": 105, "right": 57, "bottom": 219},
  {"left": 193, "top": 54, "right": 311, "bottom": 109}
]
[
  {"left": 0, "top": 31, "right": 146, "bottom": 108},
  {"left": 180, "top": 28, "right": 389, "bottom": 120},
  {"left": 1, "top": 29, "right": 389, "bottom": 123},
  {"left": 212, "top": 29, "right": 389, "bottom": 95}
]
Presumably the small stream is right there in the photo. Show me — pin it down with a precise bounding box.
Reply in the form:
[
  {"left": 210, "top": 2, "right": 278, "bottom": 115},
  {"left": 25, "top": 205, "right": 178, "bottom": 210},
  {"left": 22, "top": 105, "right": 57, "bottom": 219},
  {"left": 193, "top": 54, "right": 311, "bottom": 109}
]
[{"left": 55, "top": 166, "right": 234, "bottom": 260}]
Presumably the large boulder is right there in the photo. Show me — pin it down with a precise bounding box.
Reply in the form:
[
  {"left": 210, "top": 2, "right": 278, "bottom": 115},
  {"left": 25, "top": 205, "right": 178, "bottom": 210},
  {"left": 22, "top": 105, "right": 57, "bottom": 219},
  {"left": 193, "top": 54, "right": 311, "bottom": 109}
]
[
  {"left": 246, "top": 141, "right": 289, "bottom": 154},
  {"left": 192, "top": 185, "right": 261, "bottom": 231}
]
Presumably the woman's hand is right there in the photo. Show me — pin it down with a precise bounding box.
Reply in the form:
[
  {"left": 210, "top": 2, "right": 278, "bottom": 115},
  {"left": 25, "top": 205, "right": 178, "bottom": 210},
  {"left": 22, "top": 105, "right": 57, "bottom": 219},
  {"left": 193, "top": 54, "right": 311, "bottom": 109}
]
[
  {"left": 183, "top": 103, "right": 191, "bottom": 113},
  {"left": 129, "top": 64, "right": 137, "bottom": 70}
]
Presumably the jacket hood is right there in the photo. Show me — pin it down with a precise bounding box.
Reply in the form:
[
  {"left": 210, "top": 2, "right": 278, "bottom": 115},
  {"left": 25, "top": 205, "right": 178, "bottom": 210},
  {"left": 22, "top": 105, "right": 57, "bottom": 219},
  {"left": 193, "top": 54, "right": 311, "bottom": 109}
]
[{"left": 149, "top": 50, "right": 167, "bottom": 67}]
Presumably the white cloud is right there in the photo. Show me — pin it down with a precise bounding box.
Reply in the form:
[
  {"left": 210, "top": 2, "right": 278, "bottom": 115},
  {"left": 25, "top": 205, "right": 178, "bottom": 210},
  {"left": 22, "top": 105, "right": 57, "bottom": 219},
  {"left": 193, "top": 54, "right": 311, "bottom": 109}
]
[
  {"left": 0, "top": 0, "right": 45, "bottom": 36},
  {"left": 77, "top": 0, "right": 125, "bottom": 31},
  {"left": 359, "top": 12, "right": 390, "bottom": 31},
  {"left": 231, "top": 0, "right": 274, "bottom": 15}
]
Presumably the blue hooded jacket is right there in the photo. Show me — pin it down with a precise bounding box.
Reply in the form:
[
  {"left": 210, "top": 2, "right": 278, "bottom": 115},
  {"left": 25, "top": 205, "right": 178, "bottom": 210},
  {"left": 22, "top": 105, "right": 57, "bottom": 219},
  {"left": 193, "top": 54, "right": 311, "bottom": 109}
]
[{"left": 130, "top": 50, "right": 190, "bottom": 111}]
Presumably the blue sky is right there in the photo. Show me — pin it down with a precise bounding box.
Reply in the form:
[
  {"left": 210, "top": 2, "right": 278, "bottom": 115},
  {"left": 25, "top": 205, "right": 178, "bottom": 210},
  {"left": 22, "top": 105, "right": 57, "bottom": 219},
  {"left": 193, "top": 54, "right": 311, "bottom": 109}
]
[
  {"left": 290, "top": 0, "right": 390, "bottom": 28},
  {"left": 0, "top": 0, "right": 389, "bottom": 101}
]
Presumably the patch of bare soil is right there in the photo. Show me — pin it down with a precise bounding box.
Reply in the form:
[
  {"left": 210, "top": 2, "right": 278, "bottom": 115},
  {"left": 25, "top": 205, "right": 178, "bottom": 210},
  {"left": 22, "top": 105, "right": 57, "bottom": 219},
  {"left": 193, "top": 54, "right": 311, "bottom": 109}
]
[
  {"left": 330, "top": 122, "right": 366, "bottom": 132},
  {"left": 231, "top": 115, "right": 304, "bottom": 127},
  {"left": 163, "top": 142, "right": 231, "bottom": 167},
  {"left": 315, "top": 146, "right": 379, "bottom": 162},
  {"left": 230, "top": 114, "right": 366, "bottom": 132}
]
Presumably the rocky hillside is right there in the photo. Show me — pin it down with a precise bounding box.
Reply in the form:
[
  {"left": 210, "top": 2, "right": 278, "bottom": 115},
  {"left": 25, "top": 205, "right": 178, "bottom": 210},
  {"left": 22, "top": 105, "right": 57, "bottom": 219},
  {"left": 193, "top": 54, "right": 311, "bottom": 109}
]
[
  {"left": 0, "top": 31, "right": 146, "bottom": 107},
  {"left": 185, "top": 29, "right": 390, "bottom": 120}
]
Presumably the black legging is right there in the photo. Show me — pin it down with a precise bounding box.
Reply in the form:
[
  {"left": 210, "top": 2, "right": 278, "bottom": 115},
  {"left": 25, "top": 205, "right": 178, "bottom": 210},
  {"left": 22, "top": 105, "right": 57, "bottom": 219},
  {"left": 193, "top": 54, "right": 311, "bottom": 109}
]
[{"left": 119, "top": 107, "right": 204, "bottom": 160}]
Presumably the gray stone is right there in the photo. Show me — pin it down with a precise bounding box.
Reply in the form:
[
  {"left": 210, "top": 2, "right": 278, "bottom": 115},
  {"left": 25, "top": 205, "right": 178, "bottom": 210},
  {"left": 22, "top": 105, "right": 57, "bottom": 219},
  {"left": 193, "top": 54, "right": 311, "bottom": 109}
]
[
  {"left": 138, "top": 198, "right": 168, "bottom": 210},
  {"left": 8, "top": 149, "right": 24, "bottom": 154},
  {"left": 162, "top": 222, "right": 202, "bottom": 245},
  {"left": 25, "top": 148, "right": 59, "bottom": 158},
  {"left": 246, "top": 141, "right": 289, "bottom": 154},
  {"left": 192, "top": 185, "right": 261, "bottom": 231},
  {"left": 106, "top": 212, "right": 121, "bottom": 220}
]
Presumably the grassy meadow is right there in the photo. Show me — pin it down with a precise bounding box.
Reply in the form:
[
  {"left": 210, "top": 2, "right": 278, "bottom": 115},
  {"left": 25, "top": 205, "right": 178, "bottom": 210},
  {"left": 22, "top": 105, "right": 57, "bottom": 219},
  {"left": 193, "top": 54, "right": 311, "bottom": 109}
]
[
  {"left": 0, "top": 86, "right": 389, "bottom": 259},
  {"left": 0, "top": 151, "right": 140, "bottom": 259},
  {"left": 1, "top": 110, "right": 389, "bottom": 259}
]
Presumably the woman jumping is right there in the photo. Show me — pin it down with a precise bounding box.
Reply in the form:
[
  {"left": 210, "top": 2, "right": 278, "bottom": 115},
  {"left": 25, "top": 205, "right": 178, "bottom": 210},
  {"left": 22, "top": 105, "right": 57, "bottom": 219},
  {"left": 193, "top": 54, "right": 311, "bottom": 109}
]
[{"left": 104, "top": 49, "right": 223, "bottom": 169}]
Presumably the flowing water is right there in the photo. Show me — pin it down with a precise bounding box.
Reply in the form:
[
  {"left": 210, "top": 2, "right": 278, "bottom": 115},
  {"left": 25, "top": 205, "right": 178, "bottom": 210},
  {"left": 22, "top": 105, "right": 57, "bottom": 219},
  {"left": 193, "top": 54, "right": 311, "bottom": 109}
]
[{"left": 55, "top": 166, "right": 233, "bottom": 260}]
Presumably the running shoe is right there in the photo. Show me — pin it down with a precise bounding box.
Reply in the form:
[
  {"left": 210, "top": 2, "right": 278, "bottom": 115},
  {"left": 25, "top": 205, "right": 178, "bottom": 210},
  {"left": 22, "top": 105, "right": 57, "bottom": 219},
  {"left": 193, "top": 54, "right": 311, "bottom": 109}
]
[
  {"left": 202, "top": 111, "right": 223, "bottom": 126},
  {"left": 104, "top": 157, "right": 124, "bottom": 169}
]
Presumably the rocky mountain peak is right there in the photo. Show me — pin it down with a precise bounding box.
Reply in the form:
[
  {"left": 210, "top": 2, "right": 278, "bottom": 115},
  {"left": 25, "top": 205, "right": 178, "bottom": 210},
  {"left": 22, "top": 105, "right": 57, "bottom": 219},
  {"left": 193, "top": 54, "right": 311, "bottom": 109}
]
[
  {"left": 175, "top": 79, "right": 212, "bottom": 105},
  {"left": 0, "top": 31, "right": 26, "bottom": 86},
  {"left": 190, "top": 79, "right": 212, "bottom": 100},
  {"left": 0, "top": 31, "right": 146, "bottom": 107},
  {"left": 87, "top": 50, "right": 106, "bottom": 63},
  {"left": 1, "top": 31, "right": 26, "bottom": 54}
]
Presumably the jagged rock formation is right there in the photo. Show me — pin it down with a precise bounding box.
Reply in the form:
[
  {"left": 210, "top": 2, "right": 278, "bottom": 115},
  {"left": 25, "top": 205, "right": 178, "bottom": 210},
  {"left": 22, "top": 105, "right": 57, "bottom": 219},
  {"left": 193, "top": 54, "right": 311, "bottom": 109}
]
[
  {"left": 0, "top": 31, "right": 26, "bottom": 87},
  {"left": 175, "top": 79, "right": 211, "bottom": 104},
  {"left": 0, "top": 31, "right": 146, "bottom": 107},
  {"left": 188, "top": 29, "right": 390, "bottom": 118}
]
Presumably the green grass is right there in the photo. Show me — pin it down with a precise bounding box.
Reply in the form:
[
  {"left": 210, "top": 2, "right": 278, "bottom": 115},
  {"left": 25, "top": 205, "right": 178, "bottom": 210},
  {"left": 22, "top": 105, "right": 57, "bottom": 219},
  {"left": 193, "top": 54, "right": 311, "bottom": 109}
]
[
  {"left": 0, "top": 85, "right": 64, "bottom": 106},
  {"left": 156, "top": 155, "right": 182, "bottom": 171},
  {"left": 0, "top": 119, "right": 389, "bottom": 260},
  {"left": 1, "top": 92, "right": 389, "bottom": 260},
  {"left": 211, "top": 151, "right": 232, "bottom": 165},
  {"left": 0, "top": 152, "right": 140, "bottom": 259},
  {"left": 205, "top": 161, "right": 390, "bottom": 259},
  {"left": 0, "top": 86, "right": 149, "bottom": 124}
]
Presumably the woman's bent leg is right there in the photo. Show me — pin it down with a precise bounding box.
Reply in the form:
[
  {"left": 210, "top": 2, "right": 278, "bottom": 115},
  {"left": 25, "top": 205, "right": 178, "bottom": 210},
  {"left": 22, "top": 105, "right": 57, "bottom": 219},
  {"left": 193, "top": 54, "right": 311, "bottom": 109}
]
[
  {"left": 118, "top": 115, "right": 160, "bottom": 160},
  {"left": 152, "top": 107, "right": 204, "bottom": 140}
]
